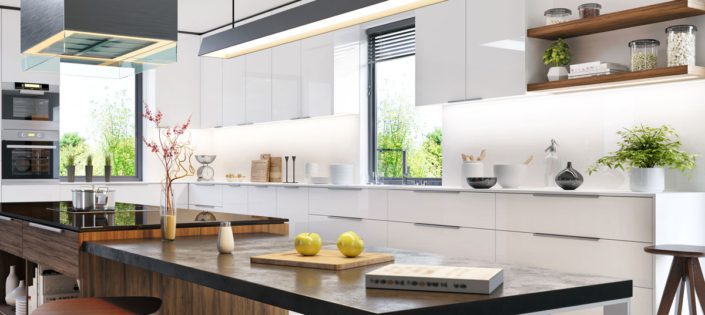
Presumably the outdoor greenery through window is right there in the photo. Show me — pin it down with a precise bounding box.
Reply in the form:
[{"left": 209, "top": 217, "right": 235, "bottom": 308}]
[
  {"left": 369, "top": 21, "right": 443, "bottom": 185},
  {"left": 59, "top": 65, "right": 140, "bottom": 178}
]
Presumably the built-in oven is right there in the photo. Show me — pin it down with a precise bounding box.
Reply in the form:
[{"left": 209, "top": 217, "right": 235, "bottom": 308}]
[
  {"left": 1, "top": 129, "right": 59, "bottom": 181},
  {"left": 2, "top": 82, "right": 60, "bottom": 131}
]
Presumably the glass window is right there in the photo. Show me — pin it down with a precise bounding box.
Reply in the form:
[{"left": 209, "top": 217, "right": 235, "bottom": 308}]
[
  {"left": 59, "top": 65, "right": 142, "bottom": 179},
  {"left": 368, "top": 21, "right": 443, "bottom": 186}
]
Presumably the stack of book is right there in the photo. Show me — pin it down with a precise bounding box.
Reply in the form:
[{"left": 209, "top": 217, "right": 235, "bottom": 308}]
[
  {"left": 366, "top": 264, "right": 504, "bottom": 294},
  {"left": 568, "top": 62, "right": 629, "bottom": 79}
]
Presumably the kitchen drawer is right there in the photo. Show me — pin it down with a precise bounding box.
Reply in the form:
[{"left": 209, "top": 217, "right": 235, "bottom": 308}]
[
  {"left": 309, "top": 188, "right": 387, "bottom": 220},
  {"left": 496, "top": 193, "right": 653, "bottom": 242},
  {"left": 0, "top": 215, "right": 22, "bottom": 256},
  {"left": 222, "top": 184, "right": 248, "bottom": 214},
  {"left": 247, "top": 186, "right": 277, "bottom": 217},
  {"left": 496, "top": 230, "right": 653, "bottom": 288},
  {"left": 2, "top": 184, "right": 60, "bottom": 202},
  {"left": 22, "top": 222, "right": 79, "bottom": 278},
  {"left": 189, "top": 183, "right": 223, "bottom": 207},
  {"left": 387, "top": 221, "right": 494, "bottom": 262},
  {"left": 387, "top": 190, "right": 494, "bottom": 229},
  {"left": 171, "top": 183, "right": 189, "bottom": 206},
  {"left": 276, "top": 187, "right": 308, "bottom": 237},
  {"left": 112, "top": 183, "right": 162, "bottom": 206},
  {"left": 308, "top": 214, "right": 387, "bottom": 247}
]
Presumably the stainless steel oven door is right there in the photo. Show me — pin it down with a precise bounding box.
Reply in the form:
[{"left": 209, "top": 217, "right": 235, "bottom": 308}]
[{"left": 1, "top": 130, "right": 59, "bottom": 180}]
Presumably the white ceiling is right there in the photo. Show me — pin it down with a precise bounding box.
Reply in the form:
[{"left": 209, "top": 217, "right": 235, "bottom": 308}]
[{"left": 0, "top": 0, "right": 296, "bottom": 34}]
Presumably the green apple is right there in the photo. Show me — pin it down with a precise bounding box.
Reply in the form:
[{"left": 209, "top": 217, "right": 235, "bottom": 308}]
[
  {"left": 294, "top": 233, "right": 322, "bottom": 256},
  {"left": 337, "top": 231, "right": 364, "bottom": 258}
]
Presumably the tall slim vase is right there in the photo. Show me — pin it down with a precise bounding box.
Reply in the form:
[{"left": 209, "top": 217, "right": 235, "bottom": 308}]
[
  {"left": 4, "top": 265, "right": 18, "bottom": 301},
  {"left": 161, "top": 184, "right": 176, "bottom": 241}
]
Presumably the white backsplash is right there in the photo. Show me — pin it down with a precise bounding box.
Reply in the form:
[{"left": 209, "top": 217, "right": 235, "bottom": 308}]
[{"left": 443, "top": 80, "right": 705, "bottom": 191}]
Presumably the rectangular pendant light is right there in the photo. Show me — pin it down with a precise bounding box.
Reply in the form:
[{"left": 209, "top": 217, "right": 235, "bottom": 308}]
[{"left": 200, "top": 0, "right": 445, "bottom": 59}]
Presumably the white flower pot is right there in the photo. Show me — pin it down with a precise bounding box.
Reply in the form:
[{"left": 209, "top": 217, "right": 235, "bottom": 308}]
[
  {"left": 547, "top": 66, "right": 568, "bottom": 81},
  {"left": 461, "top": 162, "right": 484, "bottom": 187},
  {"left": 630, "top": 168, "right": 665, "bottom": 192}
]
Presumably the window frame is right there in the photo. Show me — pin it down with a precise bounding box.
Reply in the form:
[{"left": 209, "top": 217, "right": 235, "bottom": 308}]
[
  {"left": 60, "top": 73, "right": 144, "bottom": 182},
  {"left": 367, "top": 18, "right": 441, "bottom": 186}
]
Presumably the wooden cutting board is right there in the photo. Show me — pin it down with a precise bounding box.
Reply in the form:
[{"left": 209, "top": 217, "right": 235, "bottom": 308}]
[
  {"left": 251, "top": 160, "right": 270, "bottom": 182},
  {"left": 251, "top": 249, "right": 394, "bottom": 271},
  {"left": 269, "top": 157, "right": 282, "bottom": 182}
]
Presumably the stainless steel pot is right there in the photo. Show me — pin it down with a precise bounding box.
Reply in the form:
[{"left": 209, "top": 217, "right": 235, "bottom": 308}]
[
  {"left": 94, "top": 187, "right": 116, "bottom": 210},
  {"left": 71, "top": 187, "right": 95, "bottom": 210}
]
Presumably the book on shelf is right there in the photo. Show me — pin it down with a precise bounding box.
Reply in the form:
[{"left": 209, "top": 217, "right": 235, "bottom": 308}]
[
  {"left": 570, "top": 62, "right": 628, "bottom": 74},
  {"left": 365, "top": 264, "right": 503, "bottom": 294}
]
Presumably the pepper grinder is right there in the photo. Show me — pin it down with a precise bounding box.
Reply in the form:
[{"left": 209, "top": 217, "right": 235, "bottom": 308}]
[
  {"left": 291, "top": 156, "right": 298, "bottom": 183},
  {"left": 284, "top": 156, "right": 290, "bottom": 183}
]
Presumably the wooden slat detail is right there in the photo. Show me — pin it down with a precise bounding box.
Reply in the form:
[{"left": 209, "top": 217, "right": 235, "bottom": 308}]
[
  {"left": 0, "top": 219, "right": 22, "bottom": 257},
  {"left": 527, "top": 66, "right": 705, "bottom": 92},
  {"left": 22, "top": 223, "right": 80, "bottom": 279},
  {"left": 79, "top": 223, "right": 289, "bottom": 243},
  {"left": 80, "top": 253, "right": 287, "bottom": 315},
  {"left": 528, "top": 0, "right": 705, "bottom": 40}
]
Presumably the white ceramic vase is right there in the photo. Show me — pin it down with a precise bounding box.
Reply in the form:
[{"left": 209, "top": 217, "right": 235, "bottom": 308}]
[
  {"left": 547, "top": 66, "right": 568, "bottom": 81},
  {"left": 630, "top": 167, "right": 665, "bottom": 192},
  {"left": 5, "top": 280, "right": 25, "bottom": 306},
  {"left": 4, "top": 265, "right": 18, "bottom": 302}
]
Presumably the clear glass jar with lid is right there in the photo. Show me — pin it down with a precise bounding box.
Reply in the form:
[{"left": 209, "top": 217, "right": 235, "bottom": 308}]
[
  {"left": 544, "top": 8, "right": 572, "bottom": 25},
  {"left": 666, "top": 25, "right": 697, "bottom": 67},
  {"left": 578, "top": 3, "right": 602, "bottom": 18},
  {"left": 629, "top": 39, "right": 659, "bottom": 71}
]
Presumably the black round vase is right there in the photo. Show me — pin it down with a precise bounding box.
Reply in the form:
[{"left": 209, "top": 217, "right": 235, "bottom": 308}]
[{"left": 555, "top": 162, "right": 583, "bottom": 190}]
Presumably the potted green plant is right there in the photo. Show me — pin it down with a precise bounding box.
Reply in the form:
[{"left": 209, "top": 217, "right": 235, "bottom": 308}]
[
  {"left": 65, "top": 155, "right": 76, "bottom": 183},
  {"left": 104, "top": 154, "right": 112, "bottom": 182},
  {"left": 85, "top": 155, "right": 93, "bottom": 182},
  {"left": 588, "top": 125, "right": 696, "bottom": 192},
  {"left": 543, "top": 38, "right": 571, "bottom": 81}
]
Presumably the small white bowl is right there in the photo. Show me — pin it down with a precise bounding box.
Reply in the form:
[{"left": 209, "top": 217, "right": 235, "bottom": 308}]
[{"left": 493, "top": 164, "right": 527, "bottom": 188}]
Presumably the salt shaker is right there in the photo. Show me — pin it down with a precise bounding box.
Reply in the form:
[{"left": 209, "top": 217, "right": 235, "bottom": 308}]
[{"left": 217, "top": 222, "right": 235, "bottom": 254}]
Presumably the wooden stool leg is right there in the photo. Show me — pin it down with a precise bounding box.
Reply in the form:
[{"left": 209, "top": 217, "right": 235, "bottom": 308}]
[
  {"left": 688, "top": 259, "right": 705, "bottom": 314},
  {"left": 659, "top": 257, "right": 686, "bottom": 315},
  {"left": 684, "top": 259, "right": 698, "bottom": 315},
  {"left": 675, "top": 275, "right": 685, "bottom": 315}
]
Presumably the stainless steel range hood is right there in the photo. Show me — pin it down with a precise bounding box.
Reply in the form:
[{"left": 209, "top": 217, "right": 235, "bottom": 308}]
[{"left": 21, "top": 0, "right": 178, "bottom": 74}]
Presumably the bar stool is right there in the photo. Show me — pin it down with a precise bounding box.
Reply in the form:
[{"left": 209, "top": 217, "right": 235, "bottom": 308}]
[
  {"left": 33, "top": 297, "right": 162, "bottom": 315},
  {"left": 645, "top": 245, "right": 705, "bottom": 315}
]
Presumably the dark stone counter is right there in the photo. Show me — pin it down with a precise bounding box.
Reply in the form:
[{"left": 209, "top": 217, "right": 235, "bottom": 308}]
[{"left": 83, "top": 234, "right": 632, "bottom": 315}]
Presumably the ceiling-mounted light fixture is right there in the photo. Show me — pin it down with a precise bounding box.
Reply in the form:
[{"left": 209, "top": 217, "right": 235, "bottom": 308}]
[
  {"left": 200, "top": 0, "right": 445, "bottom": 59},
  {"left": 21, "top": 0, "right": 177, "bottom": 74}
]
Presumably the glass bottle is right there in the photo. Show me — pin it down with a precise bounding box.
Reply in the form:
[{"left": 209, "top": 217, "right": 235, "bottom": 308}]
[{"left": 544, "top": 139, "right": 560, "bottom": 187}]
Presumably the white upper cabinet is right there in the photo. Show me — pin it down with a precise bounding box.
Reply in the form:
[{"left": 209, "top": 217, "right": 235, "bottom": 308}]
[
  {"left": 466, "top": 0, "right": 525, "bottom": 99},
  {"left": 271, "top": 41, "right": 302, "bottom": 121},
  {"left": 154, "top": 33, "right": 201, "bottom": 128},
  {"left": 245, "top": 49, "right": 273, "bottom": 123},
  {"left": 415, "top": 0, "right": 466, "bottom": 106},
  {"left": 301, "top": 33, "right": 334, "bottom": 118},
  {"left": 200, "top": 57, "right": 224, "bottom": 128},
  {"left": 1, "top": 9, "right": 59, "bottom": 85},
  {"left": 222, "top": 57, "right": 247, "bottom": 126},
  {"left": 333, "top": 26, "right": 361, "bottom": 115}
]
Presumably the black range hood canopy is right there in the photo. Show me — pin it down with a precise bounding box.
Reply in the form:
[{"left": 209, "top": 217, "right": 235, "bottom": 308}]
[
  {"left": 21, "top": 0, "right": 178, "bottom": 72},
  {"left": 199, "top": 0, "right": 444, "bottom": 59}
]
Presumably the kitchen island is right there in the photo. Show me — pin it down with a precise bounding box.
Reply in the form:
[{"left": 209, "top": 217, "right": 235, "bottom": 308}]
[
  {"left": 0, "top": 202, "right": 288, "bottom": 313},
  {"left": 82, "top": 233, "right": 633, "bottom": 315}
]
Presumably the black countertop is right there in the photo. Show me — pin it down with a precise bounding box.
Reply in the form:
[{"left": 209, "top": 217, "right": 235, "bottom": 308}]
[
  {"left": 84, "top": 234, "right": 632, "bottom": 315},
  {"left": 0, "top": 202, "right": 287, "bottom": 232}
]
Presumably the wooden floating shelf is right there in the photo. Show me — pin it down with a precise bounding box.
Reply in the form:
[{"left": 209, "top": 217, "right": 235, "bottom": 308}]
[
  {"left": 528, "top": 0, "right": 705, "bottom": 40},
  {"left": 527, "top": 65, "right": 705, "bottom": 92}
]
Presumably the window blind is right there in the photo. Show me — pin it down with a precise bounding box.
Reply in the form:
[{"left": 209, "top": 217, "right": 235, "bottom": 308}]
[{"left": 368, "top": 26, "right": 415, "bottom": 63}]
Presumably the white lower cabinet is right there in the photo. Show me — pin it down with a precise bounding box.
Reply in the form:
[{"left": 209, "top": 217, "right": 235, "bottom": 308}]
[
  {"left": 275, "top": 187, "right": 308, "bottom": 237},
  {"left": 247, "top": 186, "right": 277, "bottom": 217},
  {"left": 189, "top": 183, "right": 223, "bottom": 208},
  {"left": 308, "top": 214, "right": 387, "bottom": 247},
  {"left": 308, "top": 188, "right": 387, "bottom": 220},
  {"left": 2, "top": 184, "right": 60, "bottom": 202},
  {"left": 221, "top": 184, "right": 248, "bottom": 214},
  {"left": 112, "top": 184, "right": 163, "bottom": 206},
  {"left": 387, "top": 221, "right": 495, "bottom": 262},
  {"left": 387, "top": 190, "right": 494, "bottom": 229}
]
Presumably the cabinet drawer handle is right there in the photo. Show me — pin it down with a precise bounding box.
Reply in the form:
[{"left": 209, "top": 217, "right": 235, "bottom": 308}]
[
  {"left": 326, "top": 187, "right": 363, "bottom": 191},
  {"left": 193, "top": 204, "right": 216, "bottom": 208},
  {"left": 532, "top": 193, "right": 600, "bottom": 199},
  {"left": 237, "top": 122, "right": 254, "bottom": 126},
  {"left": 28, "top": 223, "right": 63, "bottom": 234},
  {"left": 412, "top": 190, "right": 461, "bottom": 194},
  {"left": 291, "top": 116, "right": 311, "bottom": 120},
  {"left": 282, "top": 186, "right": 300, "bottom": 189},
  {"left": 532, "top": 233, "right": 599, "bottom": 242},
  {"left": 0, "top": 215, "right": 12, "bottom": 221},
  {"left": 413, "top": 223, "right": 461, "bottom": 230},
  {"left": 254, "top": 185, "right": 269, "bottom": 188},
  {"left": 448, "top": 97, "right": 482, "bottom": 103},
  {"left": 327, "top": 215, "right": 363, "bottom": 221},
  {"left": 227, "top": 184, "right": 241, "bottom": 187},
  {"left": 194, "top": 183, "right": 216, "bottom": 187}
]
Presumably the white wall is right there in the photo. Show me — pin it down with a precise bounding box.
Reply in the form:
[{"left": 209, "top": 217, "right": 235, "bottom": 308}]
[{"left": 443, "top": 80, "right": 705, "bottom": 191}]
